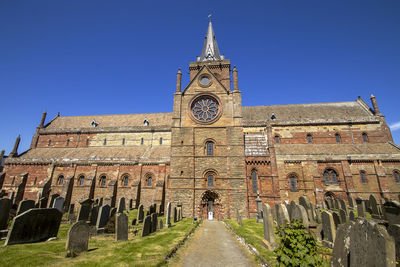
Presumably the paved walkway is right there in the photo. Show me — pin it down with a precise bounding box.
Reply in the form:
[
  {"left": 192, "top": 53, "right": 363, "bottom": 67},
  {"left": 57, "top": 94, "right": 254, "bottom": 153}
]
[{"left": 170, "top": 220, "right": 256, "bottom": 267}]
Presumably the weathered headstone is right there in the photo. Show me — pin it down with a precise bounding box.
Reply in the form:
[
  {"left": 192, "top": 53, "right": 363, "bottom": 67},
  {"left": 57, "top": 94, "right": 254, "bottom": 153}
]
[
  {"left": 382, "top": 201, "right": 400, "bottom": 225},
  {"left": 339, "top": 209, "right": 347, "bottom": 223},
  {"left": 356, "top": 198, "right": 365, "bottom": 218},
  {"left": 364, "top": 199, "right": 372, "bottom": 213},
  {"left": 53, "top": 196, "right": 65, "bottom": 213},
  {"left": 16, "top": 199, "right": 35, "bottom": 215},
  {"left": 158, "top": 203, "right": 164, "bottom": 215},
  {"left": 137, "top": 204, "right": 144, "bottom": 223},
  {"left": 332, "top": 212, "right": 341, "bottom": 229},
  {"left": 159, "top": 219, "right": 163, "bottom": 229},
  {"left": 105, "top": 208, "right": 117, "bottom": 233},
  {"left": 256, "top": 192, "right": 263, "bottom": 223},
  {"left": 173, "top": 207, "right": 177, "bottom": 223},
  {"left": 166, "top": 202, "right": 171, "bottom": 228},
  {"left": 321, "top": 201, "right": 327, "bottom": 210},
  {"left": 0, "top": 198, "right": 12, "bottom": 230},
  {"left": 334, "top": 199, "right": 340, "bottom": 210},
  {"left": 151, "top": 213, "right": 158, "bottom": 233},
  {"left": 115, "top": 212, "right": 128, "bottom": 241},
  {"left": 5, "top": 208, "right": 62, "bottom": 246},
  {"left": 177, "top": 207, "right": 181, "bottom": 222},
  {"left": 349, "top": 210, "right": 355, "bottom": 221},
  {"left": 141, "top": 215, "right": 151, "bottom": 237},
  {"left": 89, "top": 204, "right": 99, "bottom": 226},
  {"left": 290, "top": 204, "right": 309, "bottom": 228},
  {"left": 117, "top": 197, "right": 126, "bottom": 213},
  {"left": 66, "top": 221, "right": 90, "bottom": 257},
  {"left": 289, "top": 200, "right": 297, "bottom": 221},
  {"left": 321, "top": 211, "right": 336, "bottom": 243},
  {"left": 338, "top": 199, "right": 348, "bottom": 214},
  {"left": 348, "top": 196, "right": 355, "bottom": 209},
  {"left": 388, "top": 224, "right": 400, "bottom": 262},
  {"left": 96, "top": 204, "right": 110, "bottom": 230},
  {"left": 369, "top": 194, "right": 380, "bottom": 218},
  {"left": 262, "top": 203, "right": 276, "bottom": 249},
  {"left": 331, "top": 221, "right": 354, "bottom": 267},
  {"left": 299, "top": 196, "right": 314, "bottom": 222},
  {"left": 275, "top": 203, "right": 290, "bottom": 226},
  {"left": 77, "top": 199, "right": 94, "bottom": 221}
]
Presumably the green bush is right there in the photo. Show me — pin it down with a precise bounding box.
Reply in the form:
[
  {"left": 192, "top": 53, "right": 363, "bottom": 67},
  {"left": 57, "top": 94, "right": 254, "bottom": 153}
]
[{"left": 274, "top": 221, "right": 328, "bottom": 267}]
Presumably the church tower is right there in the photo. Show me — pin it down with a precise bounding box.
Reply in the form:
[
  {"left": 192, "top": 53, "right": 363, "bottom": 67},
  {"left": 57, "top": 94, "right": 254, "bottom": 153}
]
[{"left": 168, "top": 20, "right": 247, "bottom": 219}]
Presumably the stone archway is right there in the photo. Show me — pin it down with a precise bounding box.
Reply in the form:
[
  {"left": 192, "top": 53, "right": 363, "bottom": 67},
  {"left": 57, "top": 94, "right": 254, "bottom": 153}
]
[{"left": 199, "top": 190, "right": 222, "bottom": 220}]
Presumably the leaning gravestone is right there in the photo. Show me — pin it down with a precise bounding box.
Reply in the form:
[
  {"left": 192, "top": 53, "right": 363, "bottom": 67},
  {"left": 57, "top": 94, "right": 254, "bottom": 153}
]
[
  {"left": 77, "top": 199, "right": 94, "bottom": 221},
  {"left": 96, "top": 204, "right": 110, "bottom": 230},
  {"left": 166, "top": 202, "right": 171, "bottom": 228},
  {"left": 332, "top": 212, "right": 341, "bottom": 229},
  {"left": 331, "top": 221, "right": 354, "bottom": 267},
  {"left": 0, "top": 198, "right": 12, "bottom": 230},
  {"left": 5, "top": 208, "right": 62, "bottom": 246},
  {"left": 290, "top": 204, "right": 309, "bottom": 228},
  {"left": 262, "top": 203, "right": 276, "bottom": 249},
  {"left": 53, "top": 196, "right": 65, "bottom": 213},
  {"left": 17, "top": 199, "right": 35, "bottom": 215},
  {"left": 151, "top": 213, "right": 158, "bottom": 233},
  {"left": 137, "top": 204, "right": 144, "bottom": 223},
  {"left": 356, "top": 198, "right": 365, "bottom": 218},
  {"left": 275, "top": 203, "right": 290, "bottom": 226},
  {"left": 141, "top": 215, "right": 152, "bottom": 237},
  {"left": 117, "top": 197, "right": 126, "bottom": 213},
  {"left": 115, "top": 212, "right": 128, "bottom": 241},
  {"left": 66, "top": 221, "right": 90, "bottom": 257},
  {"left": 321, "top": 211, "right": 336, "bottom": 244}
]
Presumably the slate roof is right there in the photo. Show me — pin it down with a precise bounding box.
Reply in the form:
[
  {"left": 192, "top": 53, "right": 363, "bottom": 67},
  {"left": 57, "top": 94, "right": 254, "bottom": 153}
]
[
  {"left": 6, "top": 146, "right": 171, "bottom": 164},
  {"left": 242, "top": 100, "right": 376, "bottom": 126},
  {"left": 244, "top": 134, "right": 268, "bottom": 156}
]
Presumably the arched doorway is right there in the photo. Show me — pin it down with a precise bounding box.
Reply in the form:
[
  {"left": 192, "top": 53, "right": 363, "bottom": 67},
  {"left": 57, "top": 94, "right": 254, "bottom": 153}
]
[{"left": 199, "top": 190, "right": 221, "bottom": 220}]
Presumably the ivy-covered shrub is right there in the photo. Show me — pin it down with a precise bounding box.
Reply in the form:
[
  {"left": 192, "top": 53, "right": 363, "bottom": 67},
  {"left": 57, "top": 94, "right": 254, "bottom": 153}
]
[{"left": 274, "top": 220, "right": 328, "bottom": 267}]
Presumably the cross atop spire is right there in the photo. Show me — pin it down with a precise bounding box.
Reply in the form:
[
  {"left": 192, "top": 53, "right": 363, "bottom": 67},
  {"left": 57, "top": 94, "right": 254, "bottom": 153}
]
[{"left": 198, "top": 20, "right": 223, "bottom": 62}]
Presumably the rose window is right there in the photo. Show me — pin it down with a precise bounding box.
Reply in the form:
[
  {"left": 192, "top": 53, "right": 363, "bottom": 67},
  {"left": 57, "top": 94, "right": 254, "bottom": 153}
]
[{"left": 191, "top": 96, "right": 219, "bottom": 122}]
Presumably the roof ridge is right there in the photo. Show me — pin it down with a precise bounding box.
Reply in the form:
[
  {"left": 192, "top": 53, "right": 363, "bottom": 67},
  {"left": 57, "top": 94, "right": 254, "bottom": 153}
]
[
  {"left": 56, "top": 112, "right": 173, "bottom": 118},
  {"left": 243, "top": 100, "right": 360, "bottom": 109}
]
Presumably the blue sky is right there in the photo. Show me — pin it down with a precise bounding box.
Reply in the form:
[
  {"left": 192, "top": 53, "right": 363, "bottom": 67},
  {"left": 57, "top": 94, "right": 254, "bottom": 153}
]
[{"left": 1, "top": 0, "right": 400, "bottom": 153}]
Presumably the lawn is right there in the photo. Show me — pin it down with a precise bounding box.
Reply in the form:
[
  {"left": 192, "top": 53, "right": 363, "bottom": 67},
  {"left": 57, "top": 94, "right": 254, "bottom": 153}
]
[{"left": 0, "top": 209, "right": 198, "bottom": 267}]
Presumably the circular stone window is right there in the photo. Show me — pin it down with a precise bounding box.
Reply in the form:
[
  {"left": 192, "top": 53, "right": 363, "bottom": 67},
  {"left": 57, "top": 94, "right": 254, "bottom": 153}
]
[
  {"left": 191, "top": 95, "right": 220, "bottom": 123},
  {"left": 199, "top": 75, "right": 211, "bottom": 87}
]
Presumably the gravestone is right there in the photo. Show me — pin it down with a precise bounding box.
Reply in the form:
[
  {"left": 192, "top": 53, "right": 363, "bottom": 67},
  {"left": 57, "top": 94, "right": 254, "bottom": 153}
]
[
  {"left": 89, "top": 204, "right": 99, "bottom": 226},
  {"left": 310, "top": 203, "right": 317, "bottom": 222},
  {"left": 275, "top": 203, "right": 290, "bottom": 226},
  {"left": 5, "top": 208, "right": 62, "bottom": 246},
  {"left": 141, "top": 215, "right": 151, "bottom": 237},
  {"left": 173, "top": 207, "right": 177, "bottom": 223},
  {"left": 356, "top": 198, "right": 365, "bottom": 218},
  {"left": 349, "top": 210, "right": 355, "bottom": 221},
  {"left": 321, "top": 201, "right": 326, "bottom": 210},
  {"left": 290, "top": 204, "right": 309, "bottom": 228},
  {"left": 39, "top": 197, "right": 48, "bottom": 208},
  {"left": 0, "top": 198, "right": 12, "bottom": 230},
  {"left": 256, "top": 192, "right": 263, "bottom": 223},
  {"left": 151, "top": 213, "right": 158, "bottom": 233},
  {"left": 117, "top": 197, "right": 126, "bottom": 213},
  {"left": 321, "top": 211, "right": 336, "bottom": 243},
  {"left": 339, "top": 209, "right": 347, "bottom": 223},
  {"left": 158, "top": 203, "right": 164, "bottom": 215},
  {"left": 132, "top": 218, "right": 137, "bottom": 225},
  {"left": 137, "top": 204, "right": 144, "bottom": 223},
  {"left": 105, "top": 208, "right": 117, "bottom": 233},
  {"left": 166, "top": 202, "right": 171, "bottom": 228},
  {"left": 66, "top": 221, "right": 90, "bottom": 257},
  {"left": 289, "top": 200, "right": 297, "bottom": 221},
  {"left": 77, "top": 199, "right": 94, "bottom": 222},
  {"left": 364, "top": 199, "right": 372, "bottom": 213},
  {"left": 369, "top": 194, "right": 380, "bottom": 217},
  {"left": 387, "top": 224, "right": 400, "bottom": 262},
  {"left": 334, "top": 199, "right": 340, "bottom": 210},
  {"left": 53, "top": 197, "right": 65, "bottom": 213},
  {"left": 349, "top": 219, "right": 395, "bottom": 266},
  {"left": 115, "top": 212, "right": 128, "bottom": 241},
  {"left": 17, "top": 199, "right": 35, "bottom": 215},
  {"left": 159, "top": 219, "right": 163, "bottom": 229},
  {"left": 48, "top": 194, "right": 58, "bottom": 208},
  {"left": 299, "top": 196, "right": 314, "bottom": 222},
  {"left": 129, "top": 199, "right": 133, "bottom": 210},
  {"left": 262, "top": 203, "right": 276, "bottom": 249},
  {"left": 326, "top": 198, "right": 333, "bottom": 210},
  {"left": 348, "top": 196, "right": 355, "bottom": 209},
  {"left": 177, "top": 207, "right": 181, "bottom": 222},
  {"left": 96, "top": 204, "right": 110, "bottom": 230},
  {"left": 99, "top": 198, "right": 103, "bottom": 206},
  {"left": 332, "top": 212, "right": 341, "bottom": 229},
  {"left": 331, "top": 221, "right": 354, "bottom": 267},
  {"left": 339, "top": 199, "right": 348, "bottom": 214},
  {"left": 382, "top": 201, "right": 400, "bottom": 225}
]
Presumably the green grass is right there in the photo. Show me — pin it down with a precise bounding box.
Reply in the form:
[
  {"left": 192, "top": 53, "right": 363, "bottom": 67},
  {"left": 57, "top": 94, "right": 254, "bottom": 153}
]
[
  {"left": 225, "top": 219, "right": 277, "bottom": 265},
  {"left": 0, "top": 210, "right": 197, "bottom": 267}
]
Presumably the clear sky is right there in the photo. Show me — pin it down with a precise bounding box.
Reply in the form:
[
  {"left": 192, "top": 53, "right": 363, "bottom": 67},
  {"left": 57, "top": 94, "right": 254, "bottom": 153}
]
[{"left": 1, "top": 0, "right": 399, "bottom": 153}]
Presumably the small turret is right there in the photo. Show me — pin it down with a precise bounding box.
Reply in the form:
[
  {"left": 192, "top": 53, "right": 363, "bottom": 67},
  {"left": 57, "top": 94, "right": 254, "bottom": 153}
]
[
  {"left": 233, "top": 66, "right": 239, "bottom": 92},
  {"left": 176, "top": 68, "right": 182, "bottom": 92},
  {"left": 9, "top": 135, "right": 21, "bottom": 158},
  {"left": 370, "top": 94, "right": 381, "bottom": 115}
]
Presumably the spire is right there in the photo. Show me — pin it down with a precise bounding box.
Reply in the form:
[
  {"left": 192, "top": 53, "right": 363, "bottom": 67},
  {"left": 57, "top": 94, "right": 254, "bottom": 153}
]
[{"left": 198, "top": 19, "right": 222, "bottom": 62}]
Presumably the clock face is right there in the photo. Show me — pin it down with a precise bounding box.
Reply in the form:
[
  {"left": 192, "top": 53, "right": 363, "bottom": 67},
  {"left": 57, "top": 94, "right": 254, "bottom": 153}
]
[{"left": 191, "top": 96, "right": 219, "bottom": 122}]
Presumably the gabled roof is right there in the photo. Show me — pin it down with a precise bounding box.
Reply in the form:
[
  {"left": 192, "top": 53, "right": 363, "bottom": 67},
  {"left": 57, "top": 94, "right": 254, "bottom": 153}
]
[{"left": 182, "top": 65, "right": 229, "bottom": 94}]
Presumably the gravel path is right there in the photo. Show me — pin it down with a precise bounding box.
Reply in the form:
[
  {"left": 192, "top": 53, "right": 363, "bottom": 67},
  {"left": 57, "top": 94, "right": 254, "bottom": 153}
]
[{"left": 171, "top": 220, "right": 256, "bottom": 267}]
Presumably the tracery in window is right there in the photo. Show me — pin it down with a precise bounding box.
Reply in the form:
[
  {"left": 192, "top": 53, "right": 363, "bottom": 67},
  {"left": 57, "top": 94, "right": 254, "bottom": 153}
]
[{"left": 323, "top": 169, "right": 338, "bottom": 185}]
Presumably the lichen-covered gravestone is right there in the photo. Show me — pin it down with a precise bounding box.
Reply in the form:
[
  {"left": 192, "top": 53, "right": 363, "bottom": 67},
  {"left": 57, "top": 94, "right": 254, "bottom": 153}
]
[
  {"left": 262, "top": 203, "right": 276, "bottom": 249},
  {"left": 116, "top": 212, "right": 128, "bottom": 241},
  {"left": 331, "top": 221, "right": 354, "bottom": 267},
  {"left": 17, "top": 199, "right": 35, "bottom": 215},
  {"left": 369, "top": 194, "right": 381, "bottom": 218},
  {"left": 5, "top": 208, "right": 62, "bottom": 246},
  {"left": 321, "top": 211, "right": 336, "bottom": 244},
  {"left": 66, "top": 221, "right": 90, "bottom": 257},
  {"left": 141, "top": 215, "right": 151, "bottom": 237},
  {"left": 332, "top": 211, "right": 341, "bottom": 229},
  {"left": 137, "top": 204, "right": 144, "bottom": 223},
  {"left": 0, "top": 198, "right": 12, "bottom": 230},
  {"left": 339, "top": 209, "right": 347, "bottom": 223}
]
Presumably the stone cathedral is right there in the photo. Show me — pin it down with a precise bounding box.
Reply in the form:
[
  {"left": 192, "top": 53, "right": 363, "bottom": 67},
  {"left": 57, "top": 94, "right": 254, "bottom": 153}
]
[{"left": 1, "top": 21, "right": 400, "bottom": 219}]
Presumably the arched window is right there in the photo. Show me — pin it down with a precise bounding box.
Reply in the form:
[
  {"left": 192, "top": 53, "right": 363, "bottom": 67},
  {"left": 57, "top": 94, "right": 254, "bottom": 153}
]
[
  {"left": 307, "top": 134, "right": 312, "bottom": 144},
  {"left": 57, "top": 175, "right": 64, "bottom": 185},
  {"left": 206, "top": 141, "right": 214, "bottom": 156},
  {"left": 100, "top": 175, "right": 107, "bottom": 187},
  {"left": 208, "top": 174, "right": 214, "bottom": 187},
  {"left": 394, "top": 171, "right": 400, "bottom": 183},
  {"left": 78, "top": 175, "right": 85, "bottom": 186},
  {"left": 122, "top": 174, "right": 129, "bottom": 187},
  {"left": 360, "top": 171, "right": 367, "bottom": 183},
  {"left": 251, "top": 169, "right": 258, "bottom": 193},
  {"left": 275, "top": 136, "right": 280, "bottom": 144},
  {"left": 146, "top": 175, "right": 152, "bottom": 187},
  {"left": 289, "top": 176, "right": 297, "bottom": 191},
  {"left": 160, "top": 137, "right": 163, "bottom": 145},
  {"left": 66, "top": 139, "right": 70, "bottom": 147},
  {"left": 323, "top": 169, "right": 338, "bottom": 185},
  {"left": 362, "top": 133, "right": 368, "bottom": 143},
  {"left": 335, "top": 133, "right": 341, "bottom": 144}
]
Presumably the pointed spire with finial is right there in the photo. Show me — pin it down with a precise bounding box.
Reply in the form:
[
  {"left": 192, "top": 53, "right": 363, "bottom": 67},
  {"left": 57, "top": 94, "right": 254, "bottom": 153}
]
[{"left": 198, "top": 15, "right": 222, "bottom": 62}]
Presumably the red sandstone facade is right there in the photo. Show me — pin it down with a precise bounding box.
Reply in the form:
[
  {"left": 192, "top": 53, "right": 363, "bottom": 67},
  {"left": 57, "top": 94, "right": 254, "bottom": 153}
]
[{"left": 1, "top": 22, "right": 400, "bottom": 219}]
